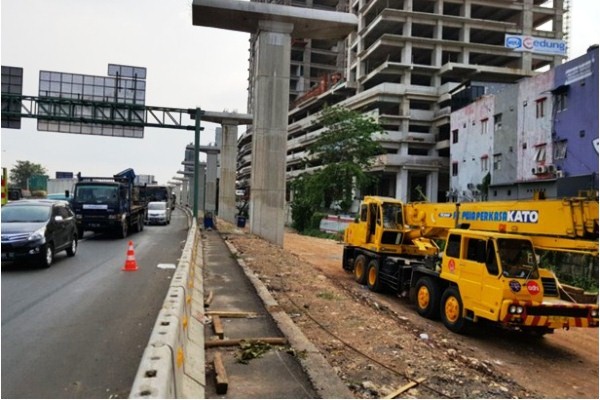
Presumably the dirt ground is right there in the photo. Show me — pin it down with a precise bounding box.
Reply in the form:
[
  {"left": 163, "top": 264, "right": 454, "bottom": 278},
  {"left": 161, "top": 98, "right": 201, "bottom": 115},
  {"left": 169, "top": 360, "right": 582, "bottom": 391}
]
[{"left": 217, "top": 220, "right": 599, "bottom": 399}]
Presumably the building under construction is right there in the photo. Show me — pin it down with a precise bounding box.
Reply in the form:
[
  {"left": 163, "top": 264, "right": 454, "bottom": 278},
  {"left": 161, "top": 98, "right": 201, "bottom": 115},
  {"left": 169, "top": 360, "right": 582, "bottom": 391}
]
[{"left": 237, "top": 0, "right": 571, "bottom": 209}]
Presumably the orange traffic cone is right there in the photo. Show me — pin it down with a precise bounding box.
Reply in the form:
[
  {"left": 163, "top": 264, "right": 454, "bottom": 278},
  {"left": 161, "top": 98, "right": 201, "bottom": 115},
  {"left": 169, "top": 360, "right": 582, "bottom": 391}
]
[{"left": 122, "top": 240, "right": 138, "bottom": 271}]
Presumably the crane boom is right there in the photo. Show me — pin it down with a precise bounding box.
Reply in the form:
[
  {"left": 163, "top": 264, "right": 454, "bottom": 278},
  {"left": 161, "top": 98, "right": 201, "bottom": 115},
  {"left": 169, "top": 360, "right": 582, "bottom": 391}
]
[{"left": 404, "top": 198, "right": 598, "bottom": 255}]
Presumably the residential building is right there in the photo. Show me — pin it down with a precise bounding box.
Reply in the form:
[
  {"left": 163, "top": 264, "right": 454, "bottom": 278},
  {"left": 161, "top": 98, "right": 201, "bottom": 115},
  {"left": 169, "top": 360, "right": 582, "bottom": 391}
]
[{"left": 452, "top": 45, "right": 598, "bottom": 201}]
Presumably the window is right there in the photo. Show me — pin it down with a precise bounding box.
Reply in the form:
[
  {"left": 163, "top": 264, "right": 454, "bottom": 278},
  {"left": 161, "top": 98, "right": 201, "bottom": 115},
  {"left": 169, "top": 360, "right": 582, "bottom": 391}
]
[
  {"left": 452, "top": 129, "right": 459, "bottom": 144},
  {"left": 446, "top": 234, "right": 461, "bottom": 258},
  {"left": 493, "top": 154, "right": 502, "bottom": 170},
  {"left": 452, "top": 162, "right": 458, "bottom": 176},
  {"left": 554, "top": 140, "right": 567, "bottom": 159},
  {"left": 485, "top": 240, "right": 499, "bottom": 275},
  {"left": 360, "top": 204, "right": 368, "bottom": 222},
  {"left": 536, "top": 98, "right": 546, "bottom": 118},
  {"left": 481, "top": 118, "right": 489, "bottom": 135},
  {"left": 466, "top": 238, "right": 486, "bottom": 263},
  {"left": 555, "top": 93, "right": 568, "bottom": 112},
  {"left": 535, "top": 144, "right": 547, "bottom": 162},
  {"left": 494, "top": 113, "right": 502, "bottom": 130},
  {"left": 480, "top": 155, "right": 489, "bottom": 172}
]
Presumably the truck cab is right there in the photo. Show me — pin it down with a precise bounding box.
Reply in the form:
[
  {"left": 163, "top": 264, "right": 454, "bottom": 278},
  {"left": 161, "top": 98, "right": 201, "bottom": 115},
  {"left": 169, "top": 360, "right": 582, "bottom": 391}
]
[{"left": 437, "top": 229, "right": 598, "bottom": 333}]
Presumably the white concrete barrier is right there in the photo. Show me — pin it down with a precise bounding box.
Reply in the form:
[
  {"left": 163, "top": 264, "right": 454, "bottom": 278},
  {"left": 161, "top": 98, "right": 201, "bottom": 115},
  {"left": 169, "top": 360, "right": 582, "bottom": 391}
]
[{"left": 130, "top": 209, "right": 204, "bottom": 398}]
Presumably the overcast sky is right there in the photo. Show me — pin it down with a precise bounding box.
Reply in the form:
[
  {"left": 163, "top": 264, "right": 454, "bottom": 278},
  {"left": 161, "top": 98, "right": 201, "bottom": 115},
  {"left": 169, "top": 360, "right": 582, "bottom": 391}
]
[{"left": 1, "top": 0, "right": 599, "bottom": 185}]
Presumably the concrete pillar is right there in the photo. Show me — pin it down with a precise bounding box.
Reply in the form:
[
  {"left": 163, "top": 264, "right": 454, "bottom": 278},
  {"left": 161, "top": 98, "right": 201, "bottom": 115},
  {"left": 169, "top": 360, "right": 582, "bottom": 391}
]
[
  {"left": 427, "top": 170, "right": 439, "bottom": 202},
  {"left": 203, "top": 149, "right": 219, "bottom": 215},
  {"left": 179, "top": 180, "right": 186, "bottom": 206},
  {"left": 249, "top": 20, "right": 293, "bottom": 246},
  {"left": 219, "top": 121, "right": 238, "bottom": 224},
  {"left": 186, "top": 171, "right": 195, "bottom": 207},
  {"left": 395, "top": 169, "right": 409, "bottom": 203},
  {"left": 196, "top": 163, "right": 206, "bottom": 212}
]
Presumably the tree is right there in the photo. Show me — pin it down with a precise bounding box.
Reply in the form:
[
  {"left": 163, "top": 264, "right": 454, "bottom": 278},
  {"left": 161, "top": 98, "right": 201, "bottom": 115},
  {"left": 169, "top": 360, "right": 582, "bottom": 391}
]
[
  {"left": 290, "top": 105, "right": 384, "bottom": 231},
  {"left": 9, "top": 160, "right": 47, "bottom": 189}
]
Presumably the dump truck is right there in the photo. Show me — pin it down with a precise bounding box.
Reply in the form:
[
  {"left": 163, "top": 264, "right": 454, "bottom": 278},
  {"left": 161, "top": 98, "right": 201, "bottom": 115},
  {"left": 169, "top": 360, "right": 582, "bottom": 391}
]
[
  {"left": 343, "top": 196, "right": 599, "bottom": 335},
  {"left": 71, "top": 169, "right": 147, "bottom": 238}
]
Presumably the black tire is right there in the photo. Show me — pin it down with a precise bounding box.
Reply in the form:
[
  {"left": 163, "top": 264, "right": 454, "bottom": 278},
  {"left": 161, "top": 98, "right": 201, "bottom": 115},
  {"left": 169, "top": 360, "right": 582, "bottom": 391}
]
[
  {"left": 118, "top": 220, "right": 128, "bottom": 238},
  {"left": 441, "top": 286, "right": 468, "bottom": 333},
  {"left": 66, "top": 235, "right": 78, "bottom": 257},
  {"left": 39, "top": 243, "right": 54, "bottom": 269},
  {"left": 366, "top": 259, "right": 384, "bottom": 292},
  {"left": 353, "top": 254, "right": 368, "bottom": 284},
  {"left": 414, "top": 276, "right": 441, "bottom": 319}
]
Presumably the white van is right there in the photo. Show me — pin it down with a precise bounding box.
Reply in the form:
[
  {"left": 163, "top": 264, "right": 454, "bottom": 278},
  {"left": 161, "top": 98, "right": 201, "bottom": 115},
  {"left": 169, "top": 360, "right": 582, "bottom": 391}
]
[{"left": 145, "top": 201, "right": 171, "bottom": 225}]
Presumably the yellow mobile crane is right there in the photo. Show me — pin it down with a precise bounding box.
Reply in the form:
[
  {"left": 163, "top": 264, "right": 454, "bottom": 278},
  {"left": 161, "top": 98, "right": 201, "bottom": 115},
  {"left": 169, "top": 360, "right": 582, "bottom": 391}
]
[{"left": 343, "top": 196, "right": 599, "bottom": 334}]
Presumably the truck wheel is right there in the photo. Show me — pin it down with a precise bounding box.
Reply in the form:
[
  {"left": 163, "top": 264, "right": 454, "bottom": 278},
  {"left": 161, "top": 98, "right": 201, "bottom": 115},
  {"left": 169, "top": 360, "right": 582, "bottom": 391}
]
[
  {"left": 134, "top": 217, "right": 143, "bottom": 233},
  {"left": 353, "top": 255, "right": 368, "bottom": 284},
  {"left": 119, "top": 221, "right": 128, "bottom": 238},
  {"left": 367, "top": 259, "right": 383, "bottom": 292},
  {"left": 441, "top": 287, "right": 468, "bottom": 333},
  {"left": 414, "top": 277, "right": 440, "bottom": 319}
]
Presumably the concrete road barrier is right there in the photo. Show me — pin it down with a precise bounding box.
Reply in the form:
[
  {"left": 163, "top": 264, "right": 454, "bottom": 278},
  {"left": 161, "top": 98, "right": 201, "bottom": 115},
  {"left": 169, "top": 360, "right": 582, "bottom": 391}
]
[{"left": 130, "top": 208, "right": 205, "bottom": 398}]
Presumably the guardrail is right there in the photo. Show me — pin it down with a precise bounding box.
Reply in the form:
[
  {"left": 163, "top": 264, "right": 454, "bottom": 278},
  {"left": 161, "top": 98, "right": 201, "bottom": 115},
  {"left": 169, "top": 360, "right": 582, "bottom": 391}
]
[{"left": 129, "top": 207, "right": 205, "bottom": 398}]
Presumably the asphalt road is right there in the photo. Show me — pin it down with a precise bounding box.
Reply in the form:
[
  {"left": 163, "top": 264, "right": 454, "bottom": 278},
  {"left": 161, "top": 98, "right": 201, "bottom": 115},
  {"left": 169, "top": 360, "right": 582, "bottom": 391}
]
[{"left": 1, "top": 208, "right": 189, "bottom": 398}]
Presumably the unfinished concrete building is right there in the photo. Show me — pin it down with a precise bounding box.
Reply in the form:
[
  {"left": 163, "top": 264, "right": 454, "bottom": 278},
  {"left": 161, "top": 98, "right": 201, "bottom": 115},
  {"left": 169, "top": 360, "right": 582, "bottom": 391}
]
[{"left": 238, "top": 0, "right": 569, "bottom": 210}]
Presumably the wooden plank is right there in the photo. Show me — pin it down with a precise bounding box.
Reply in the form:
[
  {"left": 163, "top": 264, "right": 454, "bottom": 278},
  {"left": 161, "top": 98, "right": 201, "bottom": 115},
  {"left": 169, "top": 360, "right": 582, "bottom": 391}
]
[
  {"left": 204, "top": 290, "right": 214, "bottom": 307},
  {"left": 384, "top": 377, "right": 426, "bottom": 399},
  {"left": 205, "top": 337, "right": 287, "bottom": 348},
  {"left": 213, "top": 352, "right": 228, "bottom": 395},
  {"left": 213, "top": 315, "right": 224, "bottom": 339},
  {"left": 205, "top": 310, "right": 258, "bottom": 318}
]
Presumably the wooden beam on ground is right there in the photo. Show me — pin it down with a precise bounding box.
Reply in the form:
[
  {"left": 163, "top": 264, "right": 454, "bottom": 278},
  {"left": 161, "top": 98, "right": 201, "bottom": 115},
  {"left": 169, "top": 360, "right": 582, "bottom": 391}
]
[
  {"left": 204, "top": 290, "right": 214, "bottom": 307},
  {"left": 213, "top": 315, "right": 224, "bottom": 339},
  {"left": 384, "top": 378, "right": 426, "bottom": 399},
  {"left": 213, "top": 352, "right": 229, "bottom": 395},
  {"left": 205, "top": 310, "right": 258, "bottom": 318},
  {"left": 205, "top": 337, "right": 287, "bottom": 348}
]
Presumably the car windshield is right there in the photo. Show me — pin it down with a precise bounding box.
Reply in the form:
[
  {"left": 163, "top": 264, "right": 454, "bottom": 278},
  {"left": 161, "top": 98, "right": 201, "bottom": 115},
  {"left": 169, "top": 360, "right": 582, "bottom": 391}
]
[
  {"left": 497, "top": 238, "right": 539, "bottom": 279},
  {"left": 148, "top": 202, "right": 166, "bottom": 210},
  {"left": 1, "top": 205, "right": 51, "bottom": 223}
]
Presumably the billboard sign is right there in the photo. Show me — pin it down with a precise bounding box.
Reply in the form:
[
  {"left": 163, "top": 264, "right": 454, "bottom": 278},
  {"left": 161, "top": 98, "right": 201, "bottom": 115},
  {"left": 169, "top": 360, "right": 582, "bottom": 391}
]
[
  {"left": 505, "top": 34, "right": 567, "bottom": 56},
  {"left": 1, "top": 66, "right": 24, "bottom": 129},
  {"left": 37, "top": 64, "right": 147, "bottom": 138}
]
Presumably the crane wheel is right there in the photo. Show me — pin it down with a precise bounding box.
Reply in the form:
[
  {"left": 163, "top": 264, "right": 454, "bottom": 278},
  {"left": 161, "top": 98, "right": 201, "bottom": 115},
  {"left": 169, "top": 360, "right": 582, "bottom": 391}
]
[
  {"left": 441, "top": 287, "right": 468, "bottom": 333},
  {"left": 414, "top": 276, "right": 440, "bottom": 319},
  {"left": 353, "top": 254, "right": 368, "bottom": 284},
  {"left": 367, "top": 259, "right": 383, "bottom": 292}
]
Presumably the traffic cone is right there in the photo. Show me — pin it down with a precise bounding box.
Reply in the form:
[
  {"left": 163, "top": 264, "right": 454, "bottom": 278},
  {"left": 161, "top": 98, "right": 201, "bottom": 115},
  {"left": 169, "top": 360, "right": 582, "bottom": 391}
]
[{"left": 122, "top": 240, "right": 138, "bottom": 271}]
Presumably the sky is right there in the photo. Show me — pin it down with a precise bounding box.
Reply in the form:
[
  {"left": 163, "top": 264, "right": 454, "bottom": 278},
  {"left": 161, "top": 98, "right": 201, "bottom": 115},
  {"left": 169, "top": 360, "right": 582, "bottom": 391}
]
[{"left": 1, "top": 0, "right": 599, "bottom": 185}]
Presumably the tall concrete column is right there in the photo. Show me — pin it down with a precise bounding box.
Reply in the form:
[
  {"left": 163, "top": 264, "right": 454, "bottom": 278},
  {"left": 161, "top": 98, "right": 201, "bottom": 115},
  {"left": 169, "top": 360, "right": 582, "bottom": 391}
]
[
  {"left": 196, "top": 163, "right": 206, "bottom": 212},
  {"left": 219, "top": 121, "right": 238, "bottom": 224},
  {"left": 427, "top": 170, "right": 439, "bottom": 202},
  {"left": 395, "top": 169, "right": 409, "bottom": 203},
  {"left": 249, "top": 20, "right": 293, "bottom": 246},
  {"left": 201, "top": 148, "right": 219, "bottom": 214}
]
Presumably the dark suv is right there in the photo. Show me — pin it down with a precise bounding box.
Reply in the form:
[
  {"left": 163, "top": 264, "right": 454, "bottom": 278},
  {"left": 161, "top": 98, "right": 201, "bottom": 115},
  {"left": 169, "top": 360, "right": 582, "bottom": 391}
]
[{"left": 1, "top": 200, "right": 78, "bottom": 268}]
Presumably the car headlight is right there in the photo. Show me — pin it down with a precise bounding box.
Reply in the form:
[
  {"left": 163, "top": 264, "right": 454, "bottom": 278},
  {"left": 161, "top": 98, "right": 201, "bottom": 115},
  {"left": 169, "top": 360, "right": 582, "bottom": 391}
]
[{"left": 28, "top": 227, "right": 46, "bottom": 241}]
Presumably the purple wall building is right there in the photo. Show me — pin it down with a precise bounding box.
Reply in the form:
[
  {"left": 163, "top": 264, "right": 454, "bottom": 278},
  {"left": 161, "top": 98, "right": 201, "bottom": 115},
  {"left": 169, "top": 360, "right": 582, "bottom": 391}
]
[{"left": 552, "top": 45, "right": 599, "bottom": 195}]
